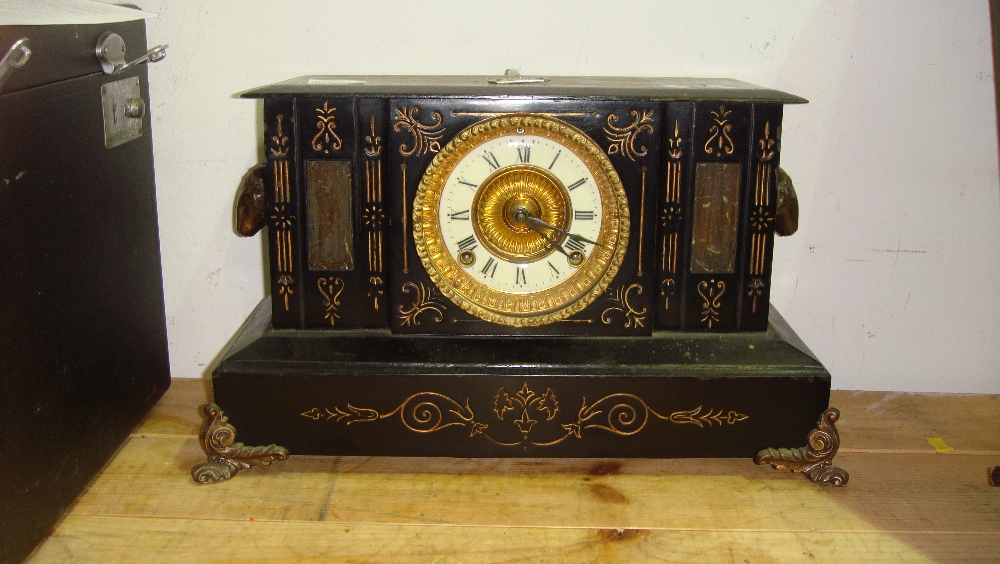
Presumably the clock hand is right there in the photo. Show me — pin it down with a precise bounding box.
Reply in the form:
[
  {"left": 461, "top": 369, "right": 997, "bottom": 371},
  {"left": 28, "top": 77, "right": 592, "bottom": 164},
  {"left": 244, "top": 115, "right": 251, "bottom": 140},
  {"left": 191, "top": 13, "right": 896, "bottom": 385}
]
[
  {"left": 520, "top": 214, "right": 610, "bottom": 250},
  {"left": 520, "top": 218, "right": 571, "bottom": 257}
]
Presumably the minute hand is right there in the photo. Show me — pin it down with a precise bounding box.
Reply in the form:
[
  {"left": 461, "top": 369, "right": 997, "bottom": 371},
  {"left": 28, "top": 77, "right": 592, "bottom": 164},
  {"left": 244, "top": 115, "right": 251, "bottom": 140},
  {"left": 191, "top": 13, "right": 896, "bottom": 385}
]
[{"left": 523, "top": 216, "right": 610, "bottom": 250}]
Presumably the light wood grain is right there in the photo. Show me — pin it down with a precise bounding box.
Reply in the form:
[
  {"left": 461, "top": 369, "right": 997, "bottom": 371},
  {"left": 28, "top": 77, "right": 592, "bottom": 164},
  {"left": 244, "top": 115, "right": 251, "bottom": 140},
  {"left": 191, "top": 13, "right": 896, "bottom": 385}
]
[
  {"left": 26, "top": 379, "right": 1000, "bottom": 563},
  {"left": 30, "top": 515, "right": 1000, "bottom": 563}
]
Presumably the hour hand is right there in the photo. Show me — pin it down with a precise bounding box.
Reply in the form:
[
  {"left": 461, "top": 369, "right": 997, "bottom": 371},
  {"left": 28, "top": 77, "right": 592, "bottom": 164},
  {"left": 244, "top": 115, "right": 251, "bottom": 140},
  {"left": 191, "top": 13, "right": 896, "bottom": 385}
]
[
  {"left": 522, "top": 215, "right": 608, "bottom": 250},
  {"left": 520, "top": 217, "right": 570, "bottom": 257}
]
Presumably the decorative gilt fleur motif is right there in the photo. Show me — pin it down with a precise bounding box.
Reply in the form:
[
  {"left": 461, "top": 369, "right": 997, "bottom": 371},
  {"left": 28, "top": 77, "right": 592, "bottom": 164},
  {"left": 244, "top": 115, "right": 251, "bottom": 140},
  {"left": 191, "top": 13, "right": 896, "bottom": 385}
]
[
  {"left": 661, "top": 278, "right": 676, "bottom": 311},
  {"left": 666, "top": 119, "right": 683, "bottom": 159},
  {"left": 757, "top": 121, "right": 777, "bottom": 162},
  {"left": 704, "top": 105, "right": 735, "bottom": 156},
  {"left": 317, "top": 277, "right": 345, "bottom": 326},
  {"left": 604, "top": 110, "right": 654, "bottom": 161},
  {"left": 270, "top": 115, "right": 289, "bottom": 158},
  {"left": 312, "top": 102, "right": 343, "bottom": 154},
  {"left": 398, "top": 281, "right": 445, "bottom": 326},
  {"left": 364, "top": 116, "right": 382, "bottom": 157},
  {"left": 302, "top": 384, "right": 749, "bottom": 448},
  {"left": 277, "top": 274, "right": 295, "bottom": 312},
  {"left": 697, "top": 279, "right": 726, "bottom": 328},
  {"left": 601, "top": 284, "right": 647, "bottom": 328},
  {"left": 394, "top": 106, "right": 445, "bottom": 156},
  {"left": 494, "top": 383, "right": 559, "bottom": 436}
]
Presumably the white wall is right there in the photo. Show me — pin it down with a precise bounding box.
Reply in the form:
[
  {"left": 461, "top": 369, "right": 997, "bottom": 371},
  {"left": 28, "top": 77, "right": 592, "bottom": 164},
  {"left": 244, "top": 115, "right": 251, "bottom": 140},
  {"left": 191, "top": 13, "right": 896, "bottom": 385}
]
[{"left": 121, "top": 0, "right": 999, "bottom": 392}]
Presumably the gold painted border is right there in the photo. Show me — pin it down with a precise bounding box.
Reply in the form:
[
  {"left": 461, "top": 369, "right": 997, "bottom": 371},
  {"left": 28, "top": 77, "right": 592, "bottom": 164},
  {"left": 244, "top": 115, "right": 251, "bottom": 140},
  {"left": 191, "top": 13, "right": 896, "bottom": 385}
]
[{"left": 413, "top": 114, "right": 630, "bottom": 327}]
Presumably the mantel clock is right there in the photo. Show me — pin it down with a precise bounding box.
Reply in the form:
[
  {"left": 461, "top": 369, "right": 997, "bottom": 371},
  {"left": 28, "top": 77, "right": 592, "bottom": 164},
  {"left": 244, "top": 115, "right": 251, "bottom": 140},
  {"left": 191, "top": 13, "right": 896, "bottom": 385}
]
[{"left": 197, "top": 72, "right": 847, "bottom": 487}]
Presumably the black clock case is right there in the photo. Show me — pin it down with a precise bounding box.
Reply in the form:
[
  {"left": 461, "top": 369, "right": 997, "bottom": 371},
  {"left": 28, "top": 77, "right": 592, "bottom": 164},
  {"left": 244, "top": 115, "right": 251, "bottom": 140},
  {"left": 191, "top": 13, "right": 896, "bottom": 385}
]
[
  {"left": 245, "top": 77, "right": 804, "bottom": 336},
  {"left": 209, "top": 77, "right": 829, "bottom": 462}
]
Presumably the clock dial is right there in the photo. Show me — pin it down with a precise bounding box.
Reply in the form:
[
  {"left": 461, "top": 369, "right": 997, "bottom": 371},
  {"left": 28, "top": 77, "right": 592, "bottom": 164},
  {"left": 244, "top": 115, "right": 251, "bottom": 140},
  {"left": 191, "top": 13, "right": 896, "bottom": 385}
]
[{"left": 413, "top": 114, "right": 629, "bottom": 326}]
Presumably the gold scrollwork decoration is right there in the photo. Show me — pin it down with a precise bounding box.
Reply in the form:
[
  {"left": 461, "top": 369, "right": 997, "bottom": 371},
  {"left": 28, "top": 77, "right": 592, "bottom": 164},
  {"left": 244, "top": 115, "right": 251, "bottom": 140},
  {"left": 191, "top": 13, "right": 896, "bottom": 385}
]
[
  {"left": 755, "top": 408, "right": 849, "bottom": 487},
  {"left": 697, "top": 279, "right": 725, "bottom": 328},
  {"left": 398, "top": 281, "right": 446, "bottom": 326},
  {"left": 312, "top": 101, "right": 343, "bottom": 154},
  {"left": 301, "top": 382, "right": 749, "bottom": 448},
  {"left": 704, "top": 105, "right": 734, "bottom": 156},
  {"left": 317, "top": 277, "right": 345, "bottom": 326},
  {"left": 394, "top": 106, "right": 445, "bottom": 156},
  {"left": 601, "top": 283, "right": 647, "bottom": 328},
  {"left": 604, "top": 109, "right": 654, "bottom": 161},
  {"left": 191, "top": 404, "right": 288, "bottom": 484}
]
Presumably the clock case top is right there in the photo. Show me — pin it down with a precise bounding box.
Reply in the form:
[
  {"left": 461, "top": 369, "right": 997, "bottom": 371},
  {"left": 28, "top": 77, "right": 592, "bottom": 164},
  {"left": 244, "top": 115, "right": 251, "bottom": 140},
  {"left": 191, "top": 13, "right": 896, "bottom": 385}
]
[{"left": 243, "top": 76, "right": 805, "bottom": 336}]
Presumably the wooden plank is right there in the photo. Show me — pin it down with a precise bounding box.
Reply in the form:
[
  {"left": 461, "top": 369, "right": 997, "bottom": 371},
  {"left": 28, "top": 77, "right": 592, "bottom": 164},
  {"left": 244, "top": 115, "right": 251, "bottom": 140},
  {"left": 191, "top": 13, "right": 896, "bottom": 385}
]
[
  {"left": 832, "top": 390, "right": 1000, "bottom": 453},
  {"left": 69, "top": 436, "right": 1000, "bottom": 534},
  {"left": 134, "top": 378, "right": 211, "bottom": 437},
  {"left": 28, "top": 515, "right": 1000, "bottom": 563},
  {"left": 147, "top": 380, "right": 1000, "bottom": 454}
]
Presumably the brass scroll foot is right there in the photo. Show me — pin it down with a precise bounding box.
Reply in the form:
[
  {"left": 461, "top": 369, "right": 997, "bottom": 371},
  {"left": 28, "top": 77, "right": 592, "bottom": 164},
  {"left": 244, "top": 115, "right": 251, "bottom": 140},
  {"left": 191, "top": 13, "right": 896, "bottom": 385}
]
[
  {"left": 754, "top": 407, "right": 849, "bottom": 487},
  {"left": 191, "top": 403, "right": 289, "bottom": 484}
]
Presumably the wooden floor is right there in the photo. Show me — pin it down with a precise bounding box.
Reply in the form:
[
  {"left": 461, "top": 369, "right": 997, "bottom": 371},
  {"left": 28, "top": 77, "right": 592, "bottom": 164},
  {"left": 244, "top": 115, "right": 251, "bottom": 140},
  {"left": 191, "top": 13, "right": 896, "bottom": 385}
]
[{"left": 27, "top": 379, "right": 1000, "bottom": 563}]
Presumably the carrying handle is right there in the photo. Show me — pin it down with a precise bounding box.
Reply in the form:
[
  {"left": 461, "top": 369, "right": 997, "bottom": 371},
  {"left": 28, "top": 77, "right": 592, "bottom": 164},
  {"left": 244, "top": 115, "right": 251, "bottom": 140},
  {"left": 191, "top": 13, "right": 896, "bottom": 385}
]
[{"left": 96, "top": 31, "right": 167, "bottom": 75}]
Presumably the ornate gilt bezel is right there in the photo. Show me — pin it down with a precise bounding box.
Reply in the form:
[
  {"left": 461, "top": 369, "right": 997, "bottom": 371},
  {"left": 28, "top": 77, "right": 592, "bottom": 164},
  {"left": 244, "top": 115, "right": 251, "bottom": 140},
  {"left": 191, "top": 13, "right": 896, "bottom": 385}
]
[{"left": 413, "top": 114, "right": 630, "bottom": 327}]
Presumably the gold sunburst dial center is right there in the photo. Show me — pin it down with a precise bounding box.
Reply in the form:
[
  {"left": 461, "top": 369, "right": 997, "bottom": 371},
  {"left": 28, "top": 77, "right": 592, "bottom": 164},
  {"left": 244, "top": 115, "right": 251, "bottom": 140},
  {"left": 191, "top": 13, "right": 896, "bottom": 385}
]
[{"left": 472, "top": 165, "right": 570, "bottom": 264}]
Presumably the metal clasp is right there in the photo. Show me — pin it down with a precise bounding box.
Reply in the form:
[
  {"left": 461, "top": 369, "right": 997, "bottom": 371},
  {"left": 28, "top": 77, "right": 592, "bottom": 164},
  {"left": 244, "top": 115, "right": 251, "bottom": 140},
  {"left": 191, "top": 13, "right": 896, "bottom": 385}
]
[
  {"left": 488, "top": 69, "right": 549, "bottom": 85},
  {"left": 0, "top": 38, "right": 31, "bottom": 93},
  {"left": 95, "top": 31, "right": 167, "bottom": 75}
]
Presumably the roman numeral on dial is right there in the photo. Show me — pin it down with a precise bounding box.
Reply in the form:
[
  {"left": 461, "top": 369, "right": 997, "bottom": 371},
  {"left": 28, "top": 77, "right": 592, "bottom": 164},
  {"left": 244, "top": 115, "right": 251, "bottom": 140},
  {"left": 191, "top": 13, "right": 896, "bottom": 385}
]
[
  {"left": 450, "top": 209, "right": 470, "bottom": 220},
  {"left": 481, "top": 151, "right": 501, "bottom": 171},
  {"left": 567, "top": 178, "right": 586, "bottom": 191},
  {"left": 515, "top": 267, "right": 527, "bottom": 285},
  {"left": 565, "top": 238, "right": 586, "bottom": 252},
  {"left": 481, "top": 257, "right": 497, "bottom": 278},
  {"left": 457, "top": 235, "right": 478, "bottom": 251},
  {"left": 516, "top": 145, "right": 530, "bottom": 163},
  {"left": 574, "top": 210, "right": 594, "bottom": 221},
  {"left": 457, "top": 178, "right": 478, "bottom": 190}
]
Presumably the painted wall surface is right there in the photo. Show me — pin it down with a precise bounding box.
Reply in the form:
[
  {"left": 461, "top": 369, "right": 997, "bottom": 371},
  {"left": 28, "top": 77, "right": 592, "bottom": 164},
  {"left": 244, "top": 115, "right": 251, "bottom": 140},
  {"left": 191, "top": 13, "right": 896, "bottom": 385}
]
[{"left": 119, "top": 0, "right": 999, "bottom": 392}]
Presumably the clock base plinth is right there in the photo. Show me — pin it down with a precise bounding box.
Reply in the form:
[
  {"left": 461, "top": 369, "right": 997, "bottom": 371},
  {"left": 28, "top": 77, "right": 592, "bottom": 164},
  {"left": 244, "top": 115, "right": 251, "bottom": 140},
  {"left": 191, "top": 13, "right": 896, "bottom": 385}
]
[{"left": 205, "top": 298, "right": 834, "bottom": 473}]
